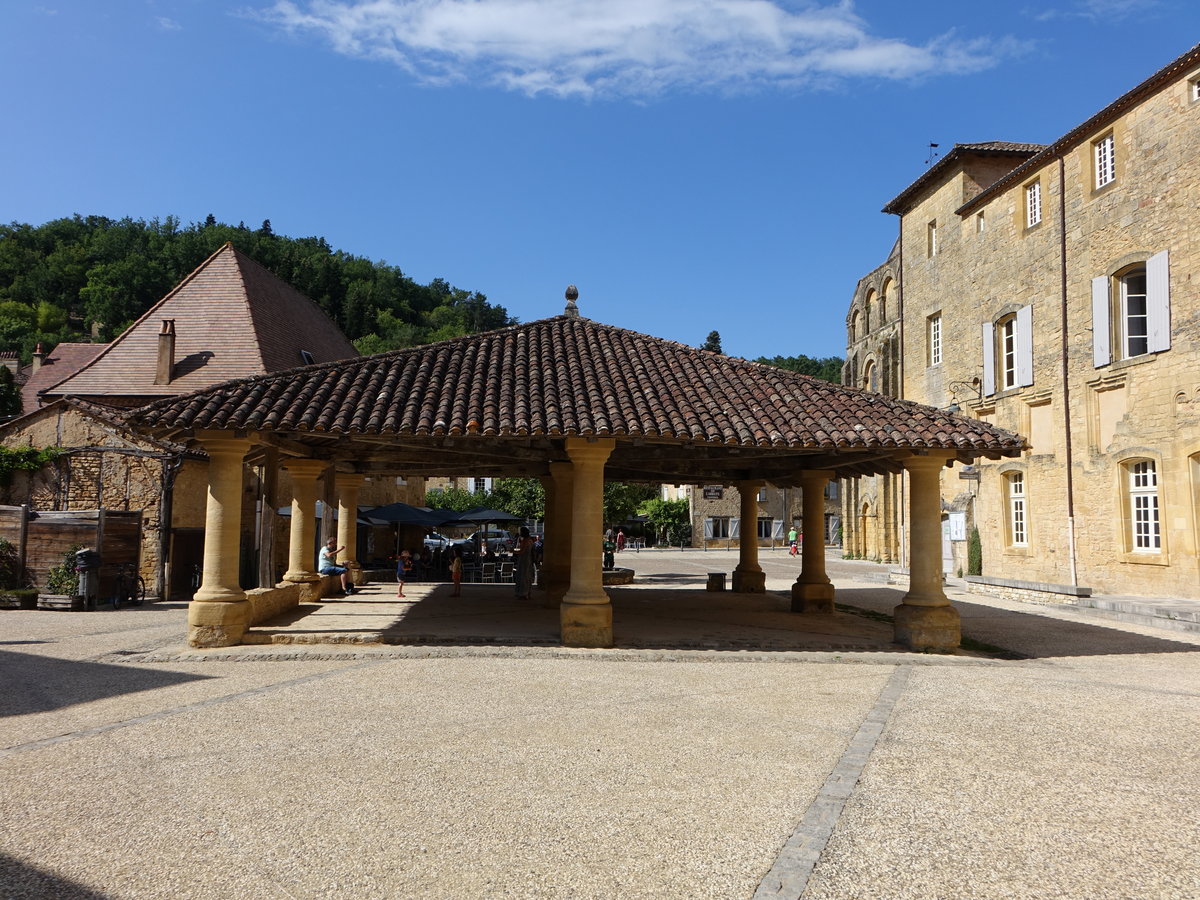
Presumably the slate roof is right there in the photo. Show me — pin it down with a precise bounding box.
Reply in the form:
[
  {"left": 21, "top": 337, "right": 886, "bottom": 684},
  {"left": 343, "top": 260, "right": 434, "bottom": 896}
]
[
  {"left": 882, "top": 142, "right": 1046, "bottom": 216},
  {"left": 131, "top": 316, "right": 1025, "bottom": 475},
  {"left": 40, "top": 243, "right": 357, "bottom": 402},
  {"left": 20, "top": 343, "right": 109, "bottom": 413}
]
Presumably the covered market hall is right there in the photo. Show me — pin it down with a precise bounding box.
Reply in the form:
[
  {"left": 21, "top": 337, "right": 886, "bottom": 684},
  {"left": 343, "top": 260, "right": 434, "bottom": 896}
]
[{"left": 129, "top": 300, "right": 1026, "bottom": 652}]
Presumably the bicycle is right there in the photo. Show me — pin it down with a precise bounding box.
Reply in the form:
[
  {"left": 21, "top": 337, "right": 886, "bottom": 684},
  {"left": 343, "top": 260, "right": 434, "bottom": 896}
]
[{"left": 112, "top": 562, "right": 146, "bottom": 609}]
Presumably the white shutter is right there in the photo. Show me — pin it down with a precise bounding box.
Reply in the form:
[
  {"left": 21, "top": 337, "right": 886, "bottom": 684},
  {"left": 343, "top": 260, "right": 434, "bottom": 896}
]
[
  {"left": 1147, "top": 250, "right": 1171, "bottom": 353},
  {"left": 772, "top": 519, "right": 785, "bottom": 539},
  {"left": 1092, "top": 276, "right": 1111, "bottom": 367},
  {"left": 1016, "top": 304, "right": 1034, "bottom": 387},
  {"left": 703, "top": 518, "right": 714, "bottom": 539},
  {"left": 730, "top": 517, "right": 740, "bottom": 539},
  {"left": 981, "top": 322, "right": 996, "bottom": 396}
]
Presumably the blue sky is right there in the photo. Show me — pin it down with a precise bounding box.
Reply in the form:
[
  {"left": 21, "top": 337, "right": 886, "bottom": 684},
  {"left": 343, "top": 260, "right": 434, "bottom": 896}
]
[{"left": 2, "top": 2, "right": 1197, "bottom": 360}]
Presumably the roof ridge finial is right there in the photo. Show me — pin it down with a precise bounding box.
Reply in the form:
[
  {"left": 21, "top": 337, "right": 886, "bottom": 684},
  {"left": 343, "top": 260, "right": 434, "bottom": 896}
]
[{"left": 564, "top": 284, "right": 579, "bottom": 318}]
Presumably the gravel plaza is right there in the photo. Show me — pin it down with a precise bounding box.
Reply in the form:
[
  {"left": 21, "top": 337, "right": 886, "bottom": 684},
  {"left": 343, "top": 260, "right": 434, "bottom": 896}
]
[{"left": 3, "top": 548, "right": 1199, "bottom": 899}]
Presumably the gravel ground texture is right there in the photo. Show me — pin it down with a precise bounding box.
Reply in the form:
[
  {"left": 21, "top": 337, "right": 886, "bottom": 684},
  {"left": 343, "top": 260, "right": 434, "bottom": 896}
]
[{"left": 2, "top": 548, "right": 1198, "bottom": 899}]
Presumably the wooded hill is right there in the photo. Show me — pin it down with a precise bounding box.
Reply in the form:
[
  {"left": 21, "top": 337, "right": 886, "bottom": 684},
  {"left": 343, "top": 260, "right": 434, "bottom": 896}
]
[{"left": 0, "top": 215, "right": 514, "bottom": 361}]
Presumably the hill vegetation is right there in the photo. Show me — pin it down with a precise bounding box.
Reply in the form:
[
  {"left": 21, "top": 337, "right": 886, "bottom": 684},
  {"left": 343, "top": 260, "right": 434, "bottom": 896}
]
[{"left": 0, "top": 215, "right": 514, "bottom": 360}]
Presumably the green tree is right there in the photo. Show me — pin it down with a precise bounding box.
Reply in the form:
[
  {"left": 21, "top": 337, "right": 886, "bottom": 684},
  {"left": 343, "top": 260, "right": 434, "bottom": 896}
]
[
  {"left": 638, "top": 497, "right": 690, "bottom": 545},
  {"left": 489, "top": 478, "right": 545, "bottom": 521},
  {"left": 756, "top": 354, "right": 844, "bottom": 384},
  {"left": 603, "top": 482, "right": 658, "bottom": 529},
  {"left": 424, "top": 485, "right": 488, "bottom": 512},
  {"left": 702, "top": 330, "right": 723, "bottom": 353},
  {"left": 0, "top": 366, "right": 20, "bottom": 418}
]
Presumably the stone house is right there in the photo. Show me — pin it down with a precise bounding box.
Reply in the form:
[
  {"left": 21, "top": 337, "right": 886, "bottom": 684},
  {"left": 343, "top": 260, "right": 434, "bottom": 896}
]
[
  {"left": 843, "top": 43, "right": 1200, "bottom": 601},
  {"left": 677, "top": 482, "right": 840, "bottom": 549},
  {"left": 0, "top": 242, "right": 414, "bottom": 597}
]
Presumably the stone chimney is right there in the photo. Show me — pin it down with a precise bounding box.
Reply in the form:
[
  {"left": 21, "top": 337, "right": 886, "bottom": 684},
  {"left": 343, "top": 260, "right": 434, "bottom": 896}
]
[
  {"left": 155, "top": 320, "right": 176, "bottom": 385},
  {"left": 32, "top": 342, "right": 44, "bottom": 373}
]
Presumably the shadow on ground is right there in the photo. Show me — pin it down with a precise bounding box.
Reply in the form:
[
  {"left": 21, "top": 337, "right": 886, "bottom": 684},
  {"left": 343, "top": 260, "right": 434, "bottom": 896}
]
[
  {"left": 0, "top": 651, "right": 212, "bottom": 717},
  {"left": 0, "top": 853, "right": 112, "bottom": 900}
]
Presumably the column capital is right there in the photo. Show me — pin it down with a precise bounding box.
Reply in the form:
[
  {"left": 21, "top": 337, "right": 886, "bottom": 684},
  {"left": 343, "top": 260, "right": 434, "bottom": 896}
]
[
  {"left": 564, "top": 437, "right": 616, "bottom": 461},
  {"left": 282, "top": 458, "right": 329, "bottom": 479},
  {"left": 797, "top": 469, "right": 837, "bottom": 485},
  {"left": 334, "top": 472, "right": 364, "bottom": 491},
  {"left": 195, "top": 433, "right": 252, "bottom": 457},
  {"left": 901, "top": 452, "right": 956, "bottom": 473}
]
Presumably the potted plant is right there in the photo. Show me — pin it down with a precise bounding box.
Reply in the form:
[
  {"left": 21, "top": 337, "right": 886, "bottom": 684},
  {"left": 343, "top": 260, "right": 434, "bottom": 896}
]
[{"left": 43, "top": 545, "right": 83, "bottom": 611}]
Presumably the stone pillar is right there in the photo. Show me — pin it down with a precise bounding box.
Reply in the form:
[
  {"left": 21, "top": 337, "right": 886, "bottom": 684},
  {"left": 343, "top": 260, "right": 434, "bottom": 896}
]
[
  {"left": 542, "top": 461, "right": 574, "bottom": 606},
  {"left": 792, "top": 469, "right": 836, "bottom": 613},
  {"left": 894, "top": 453, "right": 960, "bottom": 651},
  {"left": 281, "top": 459, "right": 326, "bottom": 585},
  {"left": 190, "top": 433, "right": 251, "bottom": 648},
  {"left": 732, "top": 480, "right": 766, "bottom": 593},
  {"left": 335, "top": 472, "right": 364, "bottom": 585},
  {"left": 560, "top": 438, "right": 615, "bottom": 647}
]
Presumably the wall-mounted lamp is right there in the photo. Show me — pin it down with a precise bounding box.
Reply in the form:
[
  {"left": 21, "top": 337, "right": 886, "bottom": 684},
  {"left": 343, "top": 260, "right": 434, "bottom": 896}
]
[{"left": 946, "top": 377, "right": 982, "bottom": 414}]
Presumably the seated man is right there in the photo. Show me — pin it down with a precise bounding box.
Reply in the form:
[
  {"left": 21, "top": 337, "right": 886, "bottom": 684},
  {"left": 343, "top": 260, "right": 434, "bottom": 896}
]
[{"left": 318, "top": 538, "right": 354, "bottom": 595}]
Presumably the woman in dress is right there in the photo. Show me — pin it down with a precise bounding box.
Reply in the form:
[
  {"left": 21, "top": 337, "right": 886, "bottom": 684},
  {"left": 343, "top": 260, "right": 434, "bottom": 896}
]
[{"left": 512, "top": 526, "right": 536, "bottom": 600}]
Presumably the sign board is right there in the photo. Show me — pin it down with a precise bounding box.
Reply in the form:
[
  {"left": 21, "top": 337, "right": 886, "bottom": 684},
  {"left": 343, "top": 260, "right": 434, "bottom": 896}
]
[
  {"left": 948, "top": 512, "right": 967, "bottom": 542},
  {"left": 702, "top": 486, "right": 724, "bottom": 500}
]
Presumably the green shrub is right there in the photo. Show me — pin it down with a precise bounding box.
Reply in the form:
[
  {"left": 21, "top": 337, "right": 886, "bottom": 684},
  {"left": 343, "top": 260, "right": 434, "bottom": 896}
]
[
  {"left": 0, "top": 538, "right": 27, "bottom": 589},
  {"left": 45, "top": 545, "right": 82, "bottom": 595}
]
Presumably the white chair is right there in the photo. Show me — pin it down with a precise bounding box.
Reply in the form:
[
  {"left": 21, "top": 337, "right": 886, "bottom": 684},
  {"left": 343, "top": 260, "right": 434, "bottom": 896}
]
[
  {"left": 498, "top": 562, "right": 514, "bottom": 583},
  {"left": 481, "top": 562, "right": 496, "bottom": 583}
]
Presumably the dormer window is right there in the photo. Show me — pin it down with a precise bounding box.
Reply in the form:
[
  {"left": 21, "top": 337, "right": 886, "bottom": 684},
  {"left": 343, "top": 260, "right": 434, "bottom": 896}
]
[{"left": 300, "top": 350, "right": 316, "bottom": 365}]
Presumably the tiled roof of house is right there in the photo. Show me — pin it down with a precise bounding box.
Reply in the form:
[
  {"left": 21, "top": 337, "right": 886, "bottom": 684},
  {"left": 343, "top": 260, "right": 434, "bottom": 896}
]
[
  {"left": 132, "top": 316, "right": 1025, "bottom": 463},
  {"left": 0, "top": 395, "right": 199, "bottom": 456},
  {"left": 882, "top": 142, "right": 1047, "bottom": 215},
  {"left": 19, "top": 343, "right": 109, "bottom": 414},
  {"left": 40, "top": 243, "right": 357, "bottom": 401}
]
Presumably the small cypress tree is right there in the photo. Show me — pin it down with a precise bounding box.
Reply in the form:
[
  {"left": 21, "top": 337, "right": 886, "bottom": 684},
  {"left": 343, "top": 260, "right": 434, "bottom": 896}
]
[{"left": 967, "top": 525, "right": 982, "bottom": 576}]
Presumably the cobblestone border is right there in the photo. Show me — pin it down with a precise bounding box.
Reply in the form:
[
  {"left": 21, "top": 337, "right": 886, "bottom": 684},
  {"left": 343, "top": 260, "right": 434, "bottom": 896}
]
[{"left": 753, "top": 664, "right": 913, "bottom": 899}]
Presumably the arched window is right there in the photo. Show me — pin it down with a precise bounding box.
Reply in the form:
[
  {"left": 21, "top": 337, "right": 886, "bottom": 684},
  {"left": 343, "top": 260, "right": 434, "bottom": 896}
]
[
  {"left": 862, "top": 360, "right": 877, "bottom": 392},
  {"left": 863, "top": 291, "right": 876, "bottom": 333},
  {"left": 880, "top": 278, "right": 894, "bottom": 323},
  {"left": 850, "top": 310, "right": 860, "bottom": 344}
]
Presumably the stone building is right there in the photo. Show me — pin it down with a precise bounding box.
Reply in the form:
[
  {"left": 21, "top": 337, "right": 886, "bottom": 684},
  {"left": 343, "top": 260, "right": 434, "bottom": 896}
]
[
  {"left": 678, "top": 482, "right": 840, "bottom": 549},
  {"left": 0, "top": 242, "right": 408, "bottom": 598},
  {"left": 843, "top": 42, "right": 1200, "bottom": 600}
]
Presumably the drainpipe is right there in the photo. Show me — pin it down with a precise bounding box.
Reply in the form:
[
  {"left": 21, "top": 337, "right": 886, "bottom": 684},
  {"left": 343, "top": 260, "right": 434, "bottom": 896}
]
[{"left": 1058, "top": 156, "right": 1079, "bottom": 587}]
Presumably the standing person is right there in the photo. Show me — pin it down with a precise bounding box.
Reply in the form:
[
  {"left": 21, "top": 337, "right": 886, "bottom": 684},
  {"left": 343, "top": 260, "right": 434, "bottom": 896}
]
[
  {"left": 788, "top": 525, "right": 799, "bottom": 557},
  {"left": 616, "top": 528, "right": 626, "bottom": 552},
  {"left": 318, "top": 538, "right": 354, "bottom": 595},
  {"left": 449, "top": 546, "right": 463, "bottom": 597},
  {"left": 396, "top": 550, "right": 413, "bottom": 598},
  {"left": 512, "top": 525, "right": 536, "bottom": 600}
]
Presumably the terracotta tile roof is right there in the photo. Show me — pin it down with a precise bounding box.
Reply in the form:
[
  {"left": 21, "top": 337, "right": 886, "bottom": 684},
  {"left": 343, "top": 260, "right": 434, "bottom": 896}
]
[
  {"left": 40, "top": 243, "right": 357, "bottom": 402},
  {"left": 132, "top": 316, "right": 1025, "bottom": 467},
  {"left": 19, "top": 343, "right": 108, "bottom": 414}
]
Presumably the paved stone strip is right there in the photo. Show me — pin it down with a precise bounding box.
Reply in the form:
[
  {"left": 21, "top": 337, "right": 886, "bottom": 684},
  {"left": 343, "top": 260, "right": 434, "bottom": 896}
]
[
  {"left": 0, "top": 659, "right": 382, "bottom": 759},
  {"left": 753, "top": 664, "right": 912, "bottom": 899}
]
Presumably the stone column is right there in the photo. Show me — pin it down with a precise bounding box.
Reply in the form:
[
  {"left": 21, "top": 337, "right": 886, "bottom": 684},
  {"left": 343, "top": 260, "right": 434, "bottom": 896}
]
[
  {"left": 893, "top": 453, "right": 960, "bottom": 651},
  {"left": 560, "top": 437, "right": 615, "bottom": 647},
  {"left": 732, "top": 480, "right": 766, "bottom": 593},
  {"left": 542, "top": 461, "right": 574, "bottom": 606},
  {"left": 281, "top": 459, "right": 326, "bottom": 586},
  {"left": 190, "top": 433, "right": 251, "bottom": 648},
  {"left": 335, "top": 472, "right": 364, "bottom": 585},
  {"left": 792, "top": 469, "right": 836, "bottom": 613}
]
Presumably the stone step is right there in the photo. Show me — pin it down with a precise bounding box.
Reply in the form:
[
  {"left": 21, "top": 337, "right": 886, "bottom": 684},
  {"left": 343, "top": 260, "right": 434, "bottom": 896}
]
[{"left": 1073, "top": 597, "right": 1200, "bottom": 635}]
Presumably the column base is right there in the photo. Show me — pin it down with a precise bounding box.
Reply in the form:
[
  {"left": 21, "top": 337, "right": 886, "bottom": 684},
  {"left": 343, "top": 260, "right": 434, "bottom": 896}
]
[
  {"left": 560, "top": 600, "right": 613, "bottom": 648},
  {"left": 731, "top": 569, "right": 766, "bottom": 593},
  {"left": 346, "top": 562, "right": 364, "bottom": 586},
  {"left": 188, "top": 599, "right": 250, "bottom": 648},
  {"left": 791, "top": 581, "right": 834, "bottom": 613},
  {"left": 282, "top": 571, "right": 321, "bottom": 584},
  {"left": 893, "top": 602, "right": 961, "bottom": 652}
]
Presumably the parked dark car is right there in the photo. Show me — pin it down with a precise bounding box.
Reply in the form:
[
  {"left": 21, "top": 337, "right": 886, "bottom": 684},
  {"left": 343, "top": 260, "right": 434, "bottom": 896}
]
[{"left": 452, "top": 529, "right": 513, "bottom": 555}]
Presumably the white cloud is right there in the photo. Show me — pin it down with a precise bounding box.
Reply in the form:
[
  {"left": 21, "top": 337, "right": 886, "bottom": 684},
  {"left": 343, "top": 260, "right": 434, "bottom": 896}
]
[
  {"left": 1028, "top": 0, "right": 1161, "bottom": 22},
  {"left": 157, "top": 16, "right": 183, "bottom": 31},
  {"left": 257, "top": 0, "right": 1027, "bottom": 98}
]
